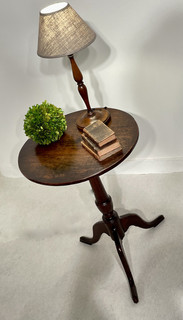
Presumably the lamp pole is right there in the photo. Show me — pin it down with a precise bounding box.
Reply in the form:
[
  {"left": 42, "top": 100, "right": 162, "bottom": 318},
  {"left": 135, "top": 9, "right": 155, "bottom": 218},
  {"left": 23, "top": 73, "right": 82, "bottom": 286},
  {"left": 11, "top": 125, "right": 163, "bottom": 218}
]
[{"left": 68, "top": 54, "right": 93, "bottom": 116}]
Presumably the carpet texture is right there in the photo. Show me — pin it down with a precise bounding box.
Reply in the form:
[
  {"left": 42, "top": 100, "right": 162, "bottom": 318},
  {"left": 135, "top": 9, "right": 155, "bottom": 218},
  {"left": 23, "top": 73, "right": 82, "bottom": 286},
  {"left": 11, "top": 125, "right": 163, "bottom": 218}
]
[{"left": 0, "top": 173, "right": 183, "bottom": 320}]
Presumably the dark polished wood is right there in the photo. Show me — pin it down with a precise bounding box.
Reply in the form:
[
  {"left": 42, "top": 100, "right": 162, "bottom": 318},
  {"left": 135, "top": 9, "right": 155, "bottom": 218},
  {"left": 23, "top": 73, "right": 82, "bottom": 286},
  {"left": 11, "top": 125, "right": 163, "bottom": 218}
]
[
  {"left": 68, "top": 54, "right": 110, "bottom": 129},
  {"left": 18, "top": 108, "right": 139, "bottom": 186},
  {"left": 69, "top": 54, "right": 93, "bottom": 115},
  {"left": 80, "top": 176, "right": 164, "bottom": 303},
  {"left": 76, "top": 107, "right": 111, "bottom": 130},
  {"left": 18, "top": 108, "right": 164, "bottom": 303}
]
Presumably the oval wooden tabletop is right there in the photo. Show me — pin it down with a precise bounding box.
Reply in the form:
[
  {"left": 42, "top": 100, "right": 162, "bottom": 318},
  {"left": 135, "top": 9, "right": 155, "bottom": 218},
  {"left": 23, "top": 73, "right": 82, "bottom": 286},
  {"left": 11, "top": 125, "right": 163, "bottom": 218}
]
[{"left": 18, "top": 108, "right": 139, "bottom": 186}]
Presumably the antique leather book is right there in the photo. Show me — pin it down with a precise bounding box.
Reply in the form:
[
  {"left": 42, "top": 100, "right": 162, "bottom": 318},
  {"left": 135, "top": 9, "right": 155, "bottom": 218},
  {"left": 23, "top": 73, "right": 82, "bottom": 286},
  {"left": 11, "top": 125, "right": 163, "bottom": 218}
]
[
  {"left": 83, "top": 120, "right": 116, "bottom": 147},
  {"left": 82, "top": 134, "right": 121, "bottom": 157},
  {"left": 81, "top": 140, "right": 122, "bottom": 161}
]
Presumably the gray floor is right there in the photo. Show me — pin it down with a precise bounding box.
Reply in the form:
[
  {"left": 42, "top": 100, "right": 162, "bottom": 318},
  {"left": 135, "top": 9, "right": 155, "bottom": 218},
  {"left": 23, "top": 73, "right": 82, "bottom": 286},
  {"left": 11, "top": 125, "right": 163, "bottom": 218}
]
[{"left": 0, "top": 172, "right": 183, "bottom": 320}]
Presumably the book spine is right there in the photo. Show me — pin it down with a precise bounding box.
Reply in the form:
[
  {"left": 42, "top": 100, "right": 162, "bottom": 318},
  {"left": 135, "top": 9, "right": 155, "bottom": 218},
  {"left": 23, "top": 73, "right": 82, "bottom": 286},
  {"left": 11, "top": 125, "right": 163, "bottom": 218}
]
[
  {"left": 81, "top": 134, "right": 100, "bottom": 154},
  {"left": 81, "top": 141, "right": 100, "bottom": 160}
]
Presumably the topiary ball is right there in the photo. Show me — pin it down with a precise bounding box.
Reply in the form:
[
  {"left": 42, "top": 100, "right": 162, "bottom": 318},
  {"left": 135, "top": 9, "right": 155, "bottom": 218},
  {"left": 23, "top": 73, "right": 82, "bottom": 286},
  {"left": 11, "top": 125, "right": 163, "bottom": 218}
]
[{"left": 24, "top": 101, "right": 67, "bottom": 145}]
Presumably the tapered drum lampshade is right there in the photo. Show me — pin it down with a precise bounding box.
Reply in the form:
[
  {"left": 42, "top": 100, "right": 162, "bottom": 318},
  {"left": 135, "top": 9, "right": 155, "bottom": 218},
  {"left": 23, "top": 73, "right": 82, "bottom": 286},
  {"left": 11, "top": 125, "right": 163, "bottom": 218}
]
[{"left": 37, "top": 2, "right": 96, "bottom": 58}]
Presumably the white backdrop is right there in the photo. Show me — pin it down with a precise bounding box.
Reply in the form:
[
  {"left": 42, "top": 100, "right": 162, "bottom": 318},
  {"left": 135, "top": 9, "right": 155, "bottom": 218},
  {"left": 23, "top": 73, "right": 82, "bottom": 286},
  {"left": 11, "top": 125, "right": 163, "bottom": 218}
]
[{"left": 1, "top": 0, "right": 183, "bottom": 177}]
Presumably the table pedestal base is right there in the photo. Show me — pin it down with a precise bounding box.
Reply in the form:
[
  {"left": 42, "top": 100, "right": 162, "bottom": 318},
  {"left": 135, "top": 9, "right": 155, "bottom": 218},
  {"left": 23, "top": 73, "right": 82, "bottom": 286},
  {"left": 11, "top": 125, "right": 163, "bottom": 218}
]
[{"left": 80, "top": 176, "right": 164, "bottom": 303}]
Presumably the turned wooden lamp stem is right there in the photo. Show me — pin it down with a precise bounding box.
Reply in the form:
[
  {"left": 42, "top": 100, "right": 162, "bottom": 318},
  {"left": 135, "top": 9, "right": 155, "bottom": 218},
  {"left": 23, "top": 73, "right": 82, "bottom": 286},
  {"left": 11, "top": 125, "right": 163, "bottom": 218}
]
[
  {"left": 68, "top": 54, "right": 93, "bottom": 116},
  {"left": 68, "top": 54, "right": 110, "bottom": 130}
]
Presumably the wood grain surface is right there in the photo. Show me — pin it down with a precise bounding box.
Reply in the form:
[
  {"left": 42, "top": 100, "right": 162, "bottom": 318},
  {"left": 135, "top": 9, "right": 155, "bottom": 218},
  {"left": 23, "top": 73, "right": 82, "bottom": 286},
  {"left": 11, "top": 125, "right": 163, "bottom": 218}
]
[{"left": 18, "top": 108, "right": 139, "bottom": 186}]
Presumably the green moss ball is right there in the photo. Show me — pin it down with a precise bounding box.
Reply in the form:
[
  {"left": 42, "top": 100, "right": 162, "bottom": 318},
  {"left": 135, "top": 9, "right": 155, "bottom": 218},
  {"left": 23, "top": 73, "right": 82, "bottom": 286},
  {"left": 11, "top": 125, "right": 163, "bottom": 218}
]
[{"left": 24, "top": 101, "right": 67, "bottom": 145}]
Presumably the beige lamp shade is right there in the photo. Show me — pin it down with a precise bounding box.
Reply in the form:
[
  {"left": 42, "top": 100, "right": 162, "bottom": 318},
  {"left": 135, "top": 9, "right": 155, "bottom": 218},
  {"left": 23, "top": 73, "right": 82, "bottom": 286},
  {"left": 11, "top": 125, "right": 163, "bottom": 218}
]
[{"left": 37, "top": 2, "right": 96, "bottom": 58}]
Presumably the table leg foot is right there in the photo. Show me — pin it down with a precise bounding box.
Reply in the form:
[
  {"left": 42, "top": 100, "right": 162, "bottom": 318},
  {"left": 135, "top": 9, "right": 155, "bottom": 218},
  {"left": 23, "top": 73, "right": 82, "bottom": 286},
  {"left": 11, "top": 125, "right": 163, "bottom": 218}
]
[
  {"left": 112, "top": 228, "right": 139, "bottom": 303},
  {"left": 83, "top": 177, "right": 165, "bottom": 302},
  {"left": 120, "top": 213, "right": 165, "bottom": 232},
  {"left": 80, "top": 221, "right": 109, "bottom": 245}
]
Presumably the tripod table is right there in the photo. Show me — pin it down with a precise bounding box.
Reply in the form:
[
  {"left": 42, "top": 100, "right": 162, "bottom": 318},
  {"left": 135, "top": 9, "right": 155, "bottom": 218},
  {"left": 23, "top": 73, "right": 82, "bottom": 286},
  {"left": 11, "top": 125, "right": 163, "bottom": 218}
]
[{"left": 18, "top": 107, "right": 164, "bottom": 303}]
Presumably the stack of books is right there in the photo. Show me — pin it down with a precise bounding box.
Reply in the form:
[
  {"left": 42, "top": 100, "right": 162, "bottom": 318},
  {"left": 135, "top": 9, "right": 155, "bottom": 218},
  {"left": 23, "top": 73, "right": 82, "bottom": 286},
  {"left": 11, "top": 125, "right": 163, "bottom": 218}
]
[{"left": 81, "top": 120, "right": 122, "bottom": 161}]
